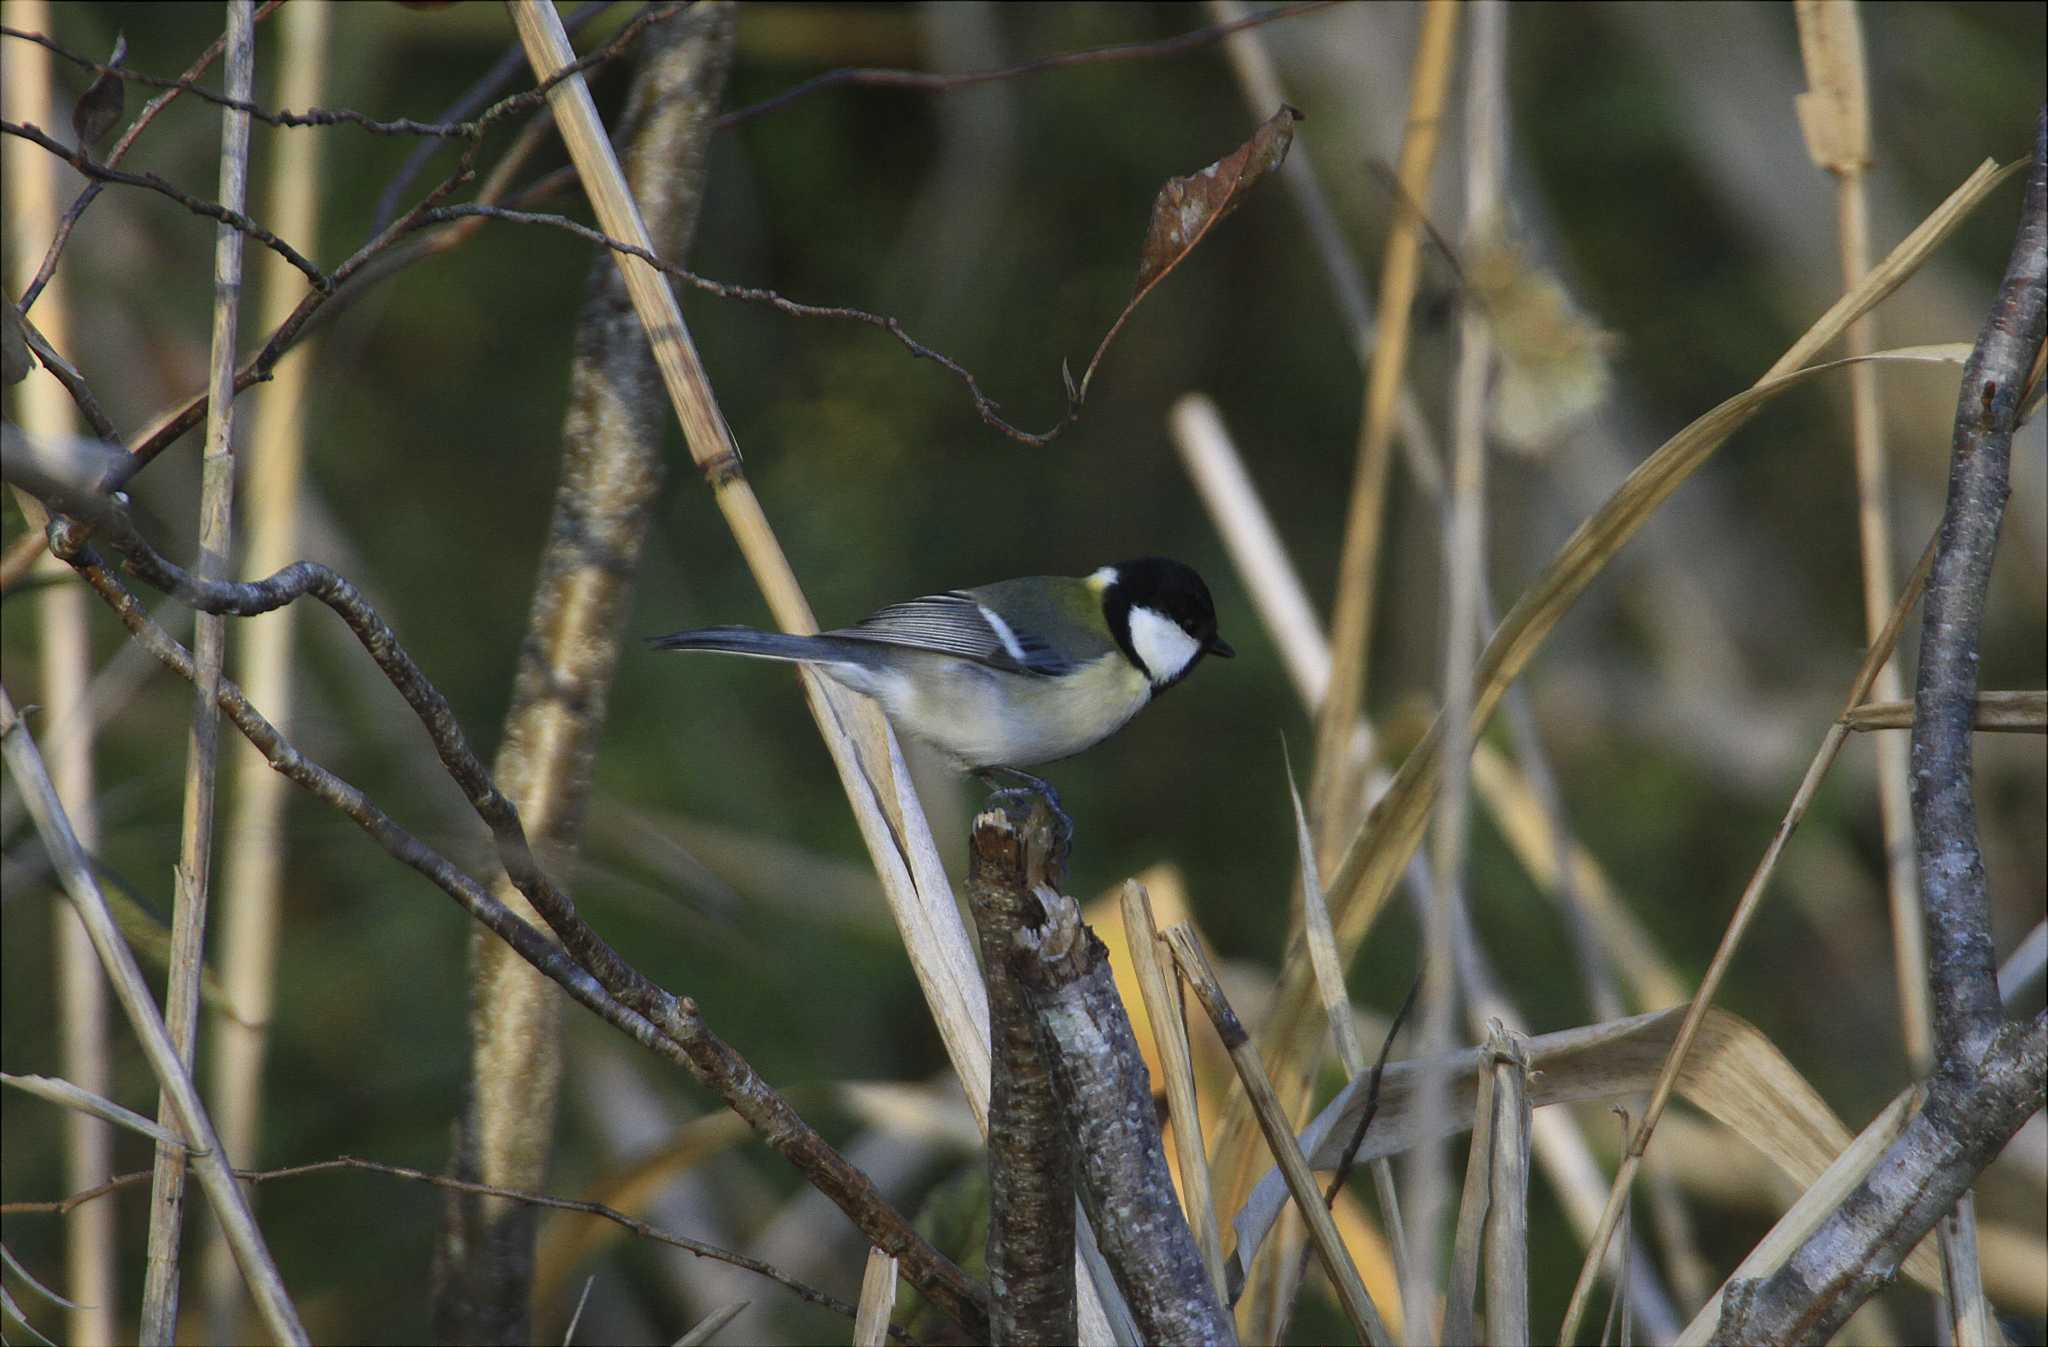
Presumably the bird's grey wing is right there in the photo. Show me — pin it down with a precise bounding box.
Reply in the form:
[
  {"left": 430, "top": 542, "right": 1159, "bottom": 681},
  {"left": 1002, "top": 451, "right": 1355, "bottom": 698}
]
[{"left": 828, "top": 591, "right": 1076, "bottom": 675}]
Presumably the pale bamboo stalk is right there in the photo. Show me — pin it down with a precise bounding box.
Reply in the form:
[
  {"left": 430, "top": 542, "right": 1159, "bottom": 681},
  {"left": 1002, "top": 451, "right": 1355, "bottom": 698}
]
[
  {"left": 1557, "top": 539, "right": 1934, "bottom": 1342},
  {"left": 1796, "top": 0, "right": 1935, "bottom": 1092},
  {"left": 448, "top": 15, "right": 735, "bottom": 1339},
  {"left": 1119, "top": 881, "right": 1227, "bottom": 1299},
  {"left": 202, "top": 5, "right": 328, "bottom": 1341},
  {"left": 1942, "top": 1195, "right": 1996, "bottom": 1347},
  {"left": 1, "top": 6, "right": 116, "bottom": 1339},
  {"left": 506, "top": 10, "right": 1115, "bottom": 1341},
  {"left": 142, "top": 5, "right": 253, "bottom": 1339},
  {"left": 1309, "top": 0, "right": 1459, "bottom": 850},
  {"left": 1165, "top": 924, "right": 1391, "bottom": 1347},
  {"left": 1407, "top": 9, "right": 1505, "bottom": 1337},
  {"left": 851, "top": 1248, "right": 897, "bottom": 1347},
  {"left": 1441, "top": 1029, "right": 1499, "bottom": 1347},
  {"left": 1170, "top": 395, "right": 1331, "bottom": 711},
  {"left": 1443, "top": 870, "right": 1683, "bottom": 1340},
  {"left": 1481, "top": 1026, "right": 1531, "bottom": 1347},
  {"left": 0, "top": 685, "right": 307, "bottom": 1344},
  {"left": 504, "top": 0, "right": 989, "bottom": 1126}
]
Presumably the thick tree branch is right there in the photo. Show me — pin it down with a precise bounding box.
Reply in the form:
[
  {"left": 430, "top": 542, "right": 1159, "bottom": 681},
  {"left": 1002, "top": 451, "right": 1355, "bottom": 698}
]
[
  {"left": 440, "top": 8, "right": 735, "bottom": 1338},
  {"left": 1021, "top": 900, "right": 1234, "bottom": 1346},
  {"left": 1910, "top": 106, "right": 2048, "bottom": 1070},
  {"left": 1713, "top": 107, "right": 2048, "bottom": 1344},
  {"left": 967, "top": 797, "right": 1077, "bottom": 1345},
  {"left": 1713, "top": 1011, "right": 2046, "bottom": 1344}
]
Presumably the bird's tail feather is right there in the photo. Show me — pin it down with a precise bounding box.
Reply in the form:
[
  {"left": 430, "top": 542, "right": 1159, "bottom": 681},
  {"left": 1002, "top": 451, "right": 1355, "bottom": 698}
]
[{"left": 647, "top": 626, "right": 878, "bottom": 666}]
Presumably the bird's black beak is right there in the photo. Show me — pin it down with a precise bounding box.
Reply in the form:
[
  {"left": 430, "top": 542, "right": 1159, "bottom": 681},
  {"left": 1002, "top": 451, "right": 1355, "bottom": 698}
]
[{"left": 1206, "top": 635, "right": 1235, "bottom": 658}]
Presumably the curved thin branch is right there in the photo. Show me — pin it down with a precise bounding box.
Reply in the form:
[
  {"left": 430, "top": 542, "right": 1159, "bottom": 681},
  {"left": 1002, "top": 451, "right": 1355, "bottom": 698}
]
[
  {"left": 1, "top": 118, "right": 330, "bottom": 290},
  {"left": 711, "top": 1, "right": 1339, "bottom": 132},
  {"left": 420, "top": 202, "right": 1044, "bottom": 442},
  {"left": 49, "top": 540, "right": 999, "bottom": 1334}
]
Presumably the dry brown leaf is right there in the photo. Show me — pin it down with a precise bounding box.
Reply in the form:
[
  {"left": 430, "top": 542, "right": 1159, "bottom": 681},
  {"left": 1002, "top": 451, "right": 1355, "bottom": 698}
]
[{"left": 1074, "top": 104, "right": 1302, "bottom": 403}]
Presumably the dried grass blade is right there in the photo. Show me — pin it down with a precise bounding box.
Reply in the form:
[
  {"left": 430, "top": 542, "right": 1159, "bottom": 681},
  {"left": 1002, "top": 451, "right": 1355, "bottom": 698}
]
[
  {"left": 1227, "top": 1006, "right": 1945, "bottom": 1295},
  {"left": 1843, "top": 689, "right": 2046, "bottom": 733},
  {"left": 1165, "top": 924, "right": 1391, "bottom": 1346},
  {"left": 675, "top": 1298, "right": 750, "bottom": 1347},
  {"left": 1239, "top": 326, "right": 1990, "bottom": 1215},
  {"left": 1119, "top": 881, "right": 1228, "bottom": 1298}
]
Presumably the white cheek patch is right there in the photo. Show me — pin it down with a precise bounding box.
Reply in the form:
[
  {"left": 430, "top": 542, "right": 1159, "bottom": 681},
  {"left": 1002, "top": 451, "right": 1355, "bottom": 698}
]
[
  {"left": 977, "top": 604, "right": 1029, "bottom": 664},
  {"left": 1127, "top": 604, "right": 1202, "bottom": 686}
]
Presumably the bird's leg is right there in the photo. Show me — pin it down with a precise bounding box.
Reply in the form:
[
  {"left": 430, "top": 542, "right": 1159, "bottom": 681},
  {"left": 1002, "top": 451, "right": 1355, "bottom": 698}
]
[{"left": 974, "top": 766, "right": 1074, "bottom": 855}]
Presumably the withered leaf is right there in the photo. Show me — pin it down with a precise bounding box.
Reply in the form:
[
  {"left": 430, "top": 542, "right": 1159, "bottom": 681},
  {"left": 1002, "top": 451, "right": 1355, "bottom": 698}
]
[
  {"left": 70, "top": 32, "right": 127, "bottom": 154},
  {"left": 1073, "top": 104, "right": 1301, "bottom": 404}
]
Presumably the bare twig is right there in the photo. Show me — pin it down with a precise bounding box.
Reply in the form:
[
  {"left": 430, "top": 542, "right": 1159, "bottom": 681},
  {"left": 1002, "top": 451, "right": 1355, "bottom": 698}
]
[
  {"left": 1, "top": 1071, "right": 184, "bottom": 1148},
  {"left": 201, "top": 4, "right": 329, "bottom": 1339},
  {"left": 0, "top": 1155, "right": 912, "bottom": 1343},
  {"left": 12, "top": 1, "right": 284, "bottom": 313},
  {"left": 418, "top": 202, "right": 1039, "bottom": 444},
  {"left": 1, "top": 117, "right": 329, "bottom": 290},
  {"left": 39, "top": 536, "right": 991, "bottom": 1340},
  {"left": 711, "top": 2, "right": 1338, "bottom": 132},
  {"left": 0, "top": 22, "right": 476, "bottom": 135},
  {"left": 370, "top": 0, "right": 614, "bottom": 229}
]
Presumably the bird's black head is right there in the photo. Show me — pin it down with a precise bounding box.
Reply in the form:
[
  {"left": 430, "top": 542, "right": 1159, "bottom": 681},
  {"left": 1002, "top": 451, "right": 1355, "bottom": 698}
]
[{"left": 1098, "top": 557, "right": 1234, "bottom": 689}]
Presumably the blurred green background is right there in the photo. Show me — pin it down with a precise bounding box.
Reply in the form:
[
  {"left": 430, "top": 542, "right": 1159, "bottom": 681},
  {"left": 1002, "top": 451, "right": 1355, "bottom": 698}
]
[{"left": 3, "top": 2, "right": 2043, "bottom": 1343}]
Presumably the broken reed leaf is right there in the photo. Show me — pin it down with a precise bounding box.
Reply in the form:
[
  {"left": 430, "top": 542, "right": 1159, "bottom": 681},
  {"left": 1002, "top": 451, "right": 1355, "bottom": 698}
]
[
  {"left": 1075, "top": 103, "right": 1303, "bottom": 402},
  {"left": 1226, "top": 1006, "right": 1946, "bottom": 1299},
  {"left": 70, "top": 31, "right": 128, "bottom": 152}
]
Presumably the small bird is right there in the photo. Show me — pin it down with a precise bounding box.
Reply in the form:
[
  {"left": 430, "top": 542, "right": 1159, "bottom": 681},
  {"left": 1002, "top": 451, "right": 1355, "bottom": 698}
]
[{"left": 650, "top": 558, "right": 1232, "bottom": 789}]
